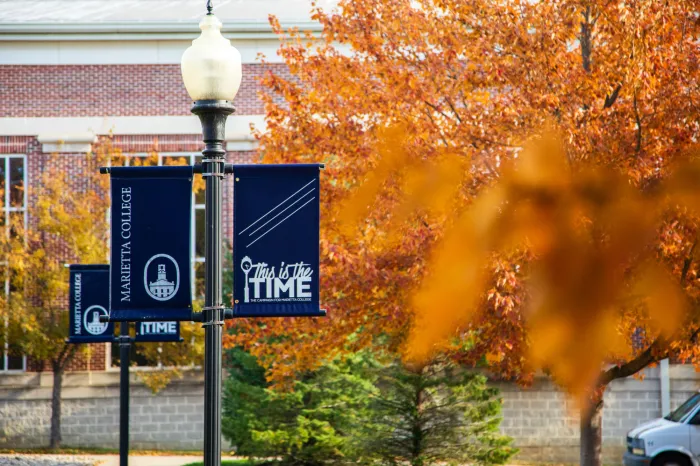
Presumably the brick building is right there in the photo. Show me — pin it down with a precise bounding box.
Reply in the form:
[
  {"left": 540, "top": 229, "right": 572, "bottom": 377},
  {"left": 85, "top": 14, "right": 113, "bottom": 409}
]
[{"left": 0, "top": 0, "right": 324, "bottom": 372}]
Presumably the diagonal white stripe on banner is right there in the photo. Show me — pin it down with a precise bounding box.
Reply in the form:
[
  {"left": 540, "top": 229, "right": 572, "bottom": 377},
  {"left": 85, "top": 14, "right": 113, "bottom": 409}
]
[
  {"left": 239, "top": 178, "right": 316, "bottom": 235},
  {"left": 248, "top": 188, "right": 316, "bottom": 237},
  {"left": 247, "top": 197, "right": 316, "bottom": 248}
]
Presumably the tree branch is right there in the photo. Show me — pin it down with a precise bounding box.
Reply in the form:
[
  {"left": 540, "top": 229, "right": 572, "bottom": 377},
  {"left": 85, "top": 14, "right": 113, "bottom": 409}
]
[
  {"left": 443, "top": 97, "right": 463, "bottom": 124},
  {"left": 423, "top": 100, "right": 455, "bottom": 124},
  {"left": 54, "top": 343, "right": 78, "bottom": 372},
  {"left": 600, "top": 237, "right": 698, "bottom": 385},
  {"left": 681, "top": 240, "right": 697, "bottom": 286},
  {"left": 633, "top": 89, "right": 642, "bottom": 156},
  {"left": 580, "top": 6, "right": 593, "bottom": 73},
  {"left": 603, "top": 84, "right": 622, "bottom": 109},
  {"left": 599, "top": 337, "right": 665, "bottom": 386},
  {"left": 423, "top": 109, "right": 451, "bottom": 148}
]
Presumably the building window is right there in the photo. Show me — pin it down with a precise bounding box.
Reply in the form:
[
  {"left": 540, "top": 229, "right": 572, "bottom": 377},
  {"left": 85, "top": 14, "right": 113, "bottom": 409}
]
[{"left": 0, "top": 154, "right": 27, "bottom": 372}]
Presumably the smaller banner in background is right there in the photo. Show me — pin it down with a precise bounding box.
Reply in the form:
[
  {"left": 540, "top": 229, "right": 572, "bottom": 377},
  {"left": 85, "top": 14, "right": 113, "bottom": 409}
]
[
  {"left": 232, "top": 164, "right": 325, "bottom": 317},
  {"left": 109, "top": 166, "right": 193, "bottom": 322},
  {"left": 68, "top": 264, "right": 114, "bottom": 343},
  {"left": 134, "top": 321, "right": 181, "bottom": 342}
]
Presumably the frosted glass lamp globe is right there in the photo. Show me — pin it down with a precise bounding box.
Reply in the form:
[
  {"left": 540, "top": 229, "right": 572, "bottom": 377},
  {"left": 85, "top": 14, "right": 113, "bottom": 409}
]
[{"left": 181, "top": 14, "right": 242, "bottom": 102}]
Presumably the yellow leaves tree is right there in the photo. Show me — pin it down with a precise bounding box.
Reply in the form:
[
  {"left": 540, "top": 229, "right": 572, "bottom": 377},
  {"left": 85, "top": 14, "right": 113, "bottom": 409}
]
[
  {"left": 1, "top": 149, "right": 110, "bottom": 449},
  {"left": 228, "top": 1, "right": 699, "bottom": 465},
  {"left": 0, "top": 141, "right": 204, "bottom": 448}
]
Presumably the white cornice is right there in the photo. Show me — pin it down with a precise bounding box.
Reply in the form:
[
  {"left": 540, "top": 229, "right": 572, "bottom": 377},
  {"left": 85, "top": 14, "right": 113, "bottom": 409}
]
[
  {"left": 0, "top": 39, "right": 286, "bottom": 65},
  {"left": 37, "top": 132, "right": 98, "bottom": 153},
  {"left": 7, "top": 115, "right": 265, "bottom": 153},
  {"left": 1, "top": 114, "right": 265, "bottom": 140}
]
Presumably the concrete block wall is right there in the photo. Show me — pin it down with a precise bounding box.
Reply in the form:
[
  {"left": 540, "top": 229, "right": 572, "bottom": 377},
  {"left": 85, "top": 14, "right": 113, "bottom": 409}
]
[
  {"left": 0, "top": 371, "right": 217, "bottom": 450},
  {"left": 1, "top": 365, "right": 699, "bottom": 463},
  {"left": 497, "top": 365, "right": 700, "bottom": 463}
]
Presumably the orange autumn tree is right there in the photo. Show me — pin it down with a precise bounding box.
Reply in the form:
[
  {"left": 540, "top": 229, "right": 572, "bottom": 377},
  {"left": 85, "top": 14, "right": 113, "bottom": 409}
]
[{"left": 226, "top": 1, "right": 699, "bottom": 465}]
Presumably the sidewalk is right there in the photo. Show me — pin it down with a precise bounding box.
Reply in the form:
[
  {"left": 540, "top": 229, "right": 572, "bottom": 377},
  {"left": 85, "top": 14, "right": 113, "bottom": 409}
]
[
  {"left": 0, "top": 454, "right": 243, "bottom": 466},
  {"left": 91, "top": 455, "right": 243, "bottom": 466}
]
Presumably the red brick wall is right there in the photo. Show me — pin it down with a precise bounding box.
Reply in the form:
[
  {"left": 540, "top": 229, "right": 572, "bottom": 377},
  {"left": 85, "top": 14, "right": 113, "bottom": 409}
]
[
  {"left": 28, "top": 344, "right": 108, "bottom": 372},
  {"left": 0, "top": 63, "right": 290, "bottom": 118},
  {"left": 0, "top": 136, "right": 39, "bottom": 155}
]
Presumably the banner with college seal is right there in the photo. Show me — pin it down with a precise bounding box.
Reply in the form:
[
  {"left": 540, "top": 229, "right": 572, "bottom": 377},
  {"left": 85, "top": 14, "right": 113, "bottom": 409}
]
[
  {"left": 232, "top": 164, "right": 326, "bottom": 317},
  {"left": 68, "top": 264, "right": 114, "bottom": 343},
  {"left": 109, "top": 166, "right": 193, "bottom": 322}
]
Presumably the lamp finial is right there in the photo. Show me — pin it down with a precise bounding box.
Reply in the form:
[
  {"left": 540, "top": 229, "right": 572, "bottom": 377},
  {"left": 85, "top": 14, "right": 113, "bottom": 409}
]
[{"left": 206, "top": 0, "right": 213, "bottom": 14}]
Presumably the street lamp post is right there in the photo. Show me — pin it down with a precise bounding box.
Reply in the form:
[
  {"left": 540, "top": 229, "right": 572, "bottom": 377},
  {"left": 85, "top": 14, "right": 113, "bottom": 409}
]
[{"left": 181, "top": 3, "right": 242, "bottom": 466}]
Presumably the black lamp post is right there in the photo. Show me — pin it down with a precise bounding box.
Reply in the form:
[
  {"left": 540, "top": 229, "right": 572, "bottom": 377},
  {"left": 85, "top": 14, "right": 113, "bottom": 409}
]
[{"left": 181, "top": 4, "right": 242, "bottom": 466}]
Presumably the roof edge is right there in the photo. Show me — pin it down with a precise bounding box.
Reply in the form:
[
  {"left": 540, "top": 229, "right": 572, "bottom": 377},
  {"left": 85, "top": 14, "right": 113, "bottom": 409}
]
[{"left": 0, "top": 20, "right": 323, "bottom": 41}]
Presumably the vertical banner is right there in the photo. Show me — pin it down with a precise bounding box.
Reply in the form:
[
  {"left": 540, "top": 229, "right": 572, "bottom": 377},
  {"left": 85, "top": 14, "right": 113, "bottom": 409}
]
[
  {"left": 109, "top": 166, "right": 193, "bottom": 322},
  {"left": 134, "top": 321, "right": 181, "bottom": 342},
  {"left": 232, "top": 164, "right": 325, "bottom": 317},
  {"left": 68, "top": 264, "right": 114, "bottom": 343}
]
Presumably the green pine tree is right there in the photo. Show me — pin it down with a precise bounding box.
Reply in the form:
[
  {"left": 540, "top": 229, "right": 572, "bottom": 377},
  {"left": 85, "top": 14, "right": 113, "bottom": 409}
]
[
  {"left": 361, "top": 359, "right": 517, "bottom": 466},
  {"left": 222, "top": 348, "right": 378, "bottom": 465},
  {"left": 223, "top": 349, "right": 515, "bottom": 466}
]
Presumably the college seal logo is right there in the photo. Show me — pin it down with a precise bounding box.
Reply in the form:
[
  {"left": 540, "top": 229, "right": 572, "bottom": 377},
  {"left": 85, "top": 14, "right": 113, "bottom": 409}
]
[
  {"left": 83, "top": 305, "right": 109, "bottom": 335},
  {"left": 143, "top": 254, "right": 180, "bottom": 301}
]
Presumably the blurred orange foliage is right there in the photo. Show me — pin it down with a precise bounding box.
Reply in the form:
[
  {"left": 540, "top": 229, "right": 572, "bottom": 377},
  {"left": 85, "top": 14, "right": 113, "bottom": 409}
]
[{"left": 353, "top": 130, "right": 699, "bottom": 403}]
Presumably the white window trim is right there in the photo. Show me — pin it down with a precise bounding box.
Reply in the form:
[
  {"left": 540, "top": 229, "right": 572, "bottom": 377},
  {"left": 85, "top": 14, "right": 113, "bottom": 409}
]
[{"left": 0, "top": 154, "right": 27, "bottom": 373}]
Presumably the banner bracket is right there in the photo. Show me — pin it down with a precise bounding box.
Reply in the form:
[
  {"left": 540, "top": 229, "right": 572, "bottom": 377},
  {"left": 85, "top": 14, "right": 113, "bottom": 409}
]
[
  {"left": 202, "top": 320, "right": 224, "bottom": 327},
  {"left": 191, "top": 309, "right": 234, "bottom": 322},
  {"left": 193, "top": 163, "right": 235, "bottom": 175},
  {"left": 201, "top": 173, "right": 226, "bottom": 179},
  {"left": 201, "top": 305, "right": 225, "bottom": 311},
  {"left": 115, "top": 334, "right": 134, "bottom": 346}
]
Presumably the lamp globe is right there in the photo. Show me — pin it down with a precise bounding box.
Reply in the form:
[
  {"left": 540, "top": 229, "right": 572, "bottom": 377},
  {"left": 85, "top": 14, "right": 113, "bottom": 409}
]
[{"left": 181, "top": 12, "right": 242, "bottom": 102}]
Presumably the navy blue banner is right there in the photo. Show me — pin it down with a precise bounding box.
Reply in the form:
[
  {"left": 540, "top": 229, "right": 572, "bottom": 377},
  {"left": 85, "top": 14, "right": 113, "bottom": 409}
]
[
  {"left": 68, "top": 264, "right": 114, "bottom": 343},
  {"left": 109, "top": 166, "right": 193, "bottom": 322},
  {"left": 232, "top": 164, "right": 325, "bottom": 317},
  {"left": 134, "top": 321, "right": 181, "bottom": 342}
]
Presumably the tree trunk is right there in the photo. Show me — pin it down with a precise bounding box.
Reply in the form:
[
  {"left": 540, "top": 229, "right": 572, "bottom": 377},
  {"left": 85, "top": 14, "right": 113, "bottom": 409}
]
[
  {"left": 580, "top": 395, "right": 604, "bottom": 466},
  {"left": 411, "top": 369, "right": 425, "bottom": 466},
  {"left": 49, "top": 360, "right": 64, "bottom": 449}
]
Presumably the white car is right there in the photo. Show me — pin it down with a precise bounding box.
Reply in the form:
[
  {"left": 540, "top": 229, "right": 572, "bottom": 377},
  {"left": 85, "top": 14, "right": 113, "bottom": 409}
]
[{"left": 624, "top": 392, "right": 700, "bottom": 466}]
